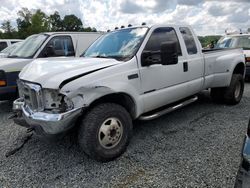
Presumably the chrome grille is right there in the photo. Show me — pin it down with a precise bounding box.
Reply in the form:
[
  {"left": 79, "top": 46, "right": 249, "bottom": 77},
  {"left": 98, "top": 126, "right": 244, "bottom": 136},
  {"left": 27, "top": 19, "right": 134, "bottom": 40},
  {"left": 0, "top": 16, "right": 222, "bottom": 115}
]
[{"left": 17, "top": 80, "right": 44, "bottom": 111}]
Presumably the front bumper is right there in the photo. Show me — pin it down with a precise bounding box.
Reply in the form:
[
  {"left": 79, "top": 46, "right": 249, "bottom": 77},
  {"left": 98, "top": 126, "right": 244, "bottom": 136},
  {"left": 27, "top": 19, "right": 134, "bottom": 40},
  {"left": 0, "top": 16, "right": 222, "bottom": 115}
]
[{"left": 13, "top": 98, "right": 82, "bottom": 135}]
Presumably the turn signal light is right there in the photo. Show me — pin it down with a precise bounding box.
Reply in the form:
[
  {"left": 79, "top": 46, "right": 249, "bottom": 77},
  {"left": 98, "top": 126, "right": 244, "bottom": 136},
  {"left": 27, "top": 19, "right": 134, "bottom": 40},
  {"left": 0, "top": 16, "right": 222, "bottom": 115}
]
[{"left": 0, "top": 80, "right": 6, "bottom": 86}]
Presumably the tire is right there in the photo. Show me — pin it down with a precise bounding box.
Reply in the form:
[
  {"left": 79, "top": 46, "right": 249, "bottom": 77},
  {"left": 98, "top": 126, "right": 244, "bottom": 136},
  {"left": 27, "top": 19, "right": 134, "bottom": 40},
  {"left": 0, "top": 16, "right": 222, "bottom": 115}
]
[
  {"left": 224, "top": 74, "right": 244, "bottom": 105},
  {"left": 211, "top": 74, "right": 244, "bottom": 105},
  {"left": 78, "top": 103, "right": 133, "bottom": 162}
]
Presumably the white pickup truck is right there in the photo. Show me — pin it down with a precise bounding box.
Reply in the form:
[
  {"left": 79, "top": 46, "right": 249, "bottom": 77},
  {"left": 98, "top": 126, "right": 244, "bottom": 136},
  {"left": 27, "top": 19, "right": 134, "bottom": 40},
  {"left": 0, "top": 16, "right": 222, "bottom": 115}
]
[
  {"left": 0, "top": 32, "right": 101, "bottom": 100},
  {"left": 13, "top": 25, "right": 245, "bottom": 162}
]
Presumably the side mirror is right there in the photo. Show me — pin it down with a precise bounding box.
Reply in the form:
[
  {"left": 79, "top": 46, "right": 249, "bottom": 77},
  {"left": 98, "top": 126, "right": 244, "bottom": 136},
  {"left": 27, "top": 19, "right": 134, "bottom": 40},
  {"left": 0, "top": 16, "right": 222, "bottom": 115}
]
[
  {"left": 141, "top": 51, "right": 161, "bottom": 66},
  {"left": 141, "top": 51, "right": 152, "bottom": 66},
  {"left": 44, "top": 45, "right": 55, "bottom": 57},
  {"left": 161, "top": 41, "right": 178, "bottom": 65}
]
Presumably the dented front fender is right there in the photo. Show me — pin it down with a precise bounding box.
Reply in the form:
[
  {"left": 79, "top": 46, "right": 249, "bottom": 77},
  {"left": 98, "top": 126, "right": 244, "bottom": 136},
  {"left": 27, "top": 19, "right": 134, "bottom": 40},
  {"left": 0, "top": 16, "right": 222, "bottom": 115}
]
[{"left": 61, "top": 86, "right": 115, "bottom": 108}]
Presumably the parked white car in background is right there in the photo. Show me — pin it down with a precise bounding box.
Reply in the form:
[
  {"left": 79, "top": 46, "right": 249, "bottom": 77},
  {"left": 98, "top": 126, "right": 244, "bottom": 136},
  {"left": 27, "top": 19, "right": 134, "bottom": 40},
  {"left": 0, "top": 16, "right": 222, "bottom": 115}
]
[
  {"left": 216, "top": 34, "right": 250, "bottom": 79},
  {"left": 0, "top": 32, "right": 102, "bottom": 100},
  {"left": 0, "top": 39, "right": 23, "bottom": 51}
]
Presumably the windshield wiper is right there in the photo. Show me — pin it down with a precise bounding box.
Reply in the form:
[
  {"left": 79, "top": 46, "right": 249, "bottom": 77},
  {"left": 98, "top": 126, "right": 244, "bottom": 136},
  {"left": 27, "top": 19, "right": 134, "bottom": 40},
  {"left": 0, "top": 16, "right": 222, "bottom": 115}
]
[
  {"left": 108, "top": 55, "right": 131, "bottom": 61},
  {"left": 88, "top": 55, "right": 130, "bottom": 61},
  {"left": 91, "top": 55, "right": 110, "bottom": 58},
  {"left": 8, "top": 55, "right": 19, "bottom": 58}
]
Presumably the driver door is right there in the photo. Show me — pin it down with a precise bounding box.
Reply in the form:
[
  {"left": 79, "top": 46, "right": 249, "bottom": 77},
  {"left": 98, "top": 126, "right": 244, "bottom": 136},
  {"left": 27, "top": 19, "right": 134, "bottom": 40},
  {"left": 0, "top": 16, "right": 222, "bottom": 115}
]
[{"left": 138, "top": 27, "right": 189, "bottom": 112}]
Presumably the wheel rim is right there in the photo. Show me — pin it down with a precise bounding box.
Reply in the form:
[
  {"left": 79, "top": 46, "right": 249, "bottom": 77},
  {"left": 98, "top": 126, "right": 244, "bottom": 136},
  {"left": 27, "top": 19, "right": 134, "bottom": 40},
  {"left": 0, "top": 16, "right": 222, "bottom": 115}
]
[
  {"left": 98, "top": 117, "right": 123, "bottom": 149},
  {"left": 234, "top": 81, "right": 241, "bottom": 99}
]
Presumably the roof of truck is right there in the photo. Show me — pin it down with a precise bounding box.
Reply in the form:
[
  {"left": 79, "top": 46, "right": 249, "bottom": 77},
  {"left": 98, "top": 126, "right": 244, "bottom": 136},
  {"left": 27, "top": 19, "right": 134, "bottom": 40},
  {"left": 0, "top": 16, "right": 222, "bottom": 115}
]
[
  {"left": 225, "top": 34, "right": 250, "bottom": 37},
  {"left": 150, "top": 24, "right": 191, "bottom": 27},
  {"left": 40, "top": 32, "right": 103, "bottom": 36},
  {"left": 110, "top": 24, "right": 192, "bottom": 32}
]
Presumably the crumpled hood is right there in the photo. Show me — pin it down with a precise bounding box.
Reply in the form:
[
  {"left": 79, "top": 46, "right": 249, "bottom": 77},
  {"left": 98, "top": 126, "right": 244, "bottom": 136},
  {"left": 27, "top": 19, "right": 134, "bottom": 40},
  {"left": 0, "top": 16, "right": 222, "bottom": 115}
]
[
  {"left": 19, "top": 57, "right": 121, "bottom": 89},
  {"left": 0, "top": 57, "right": 32, "bottom": 72}
]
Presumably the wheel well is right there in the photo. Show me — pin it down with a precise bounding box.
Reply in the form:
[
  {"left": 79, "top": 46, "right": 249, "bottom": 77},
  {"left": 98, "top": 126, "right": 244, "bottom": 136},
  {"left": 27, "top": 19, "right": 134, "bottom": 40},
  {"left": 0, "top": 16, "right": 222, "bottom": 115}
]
[
  {"left": 233, "top": 63, "right": 245, "bottom": 75},
  {"left": 89, "top": 93, "right": 136, "bottom": 119}
]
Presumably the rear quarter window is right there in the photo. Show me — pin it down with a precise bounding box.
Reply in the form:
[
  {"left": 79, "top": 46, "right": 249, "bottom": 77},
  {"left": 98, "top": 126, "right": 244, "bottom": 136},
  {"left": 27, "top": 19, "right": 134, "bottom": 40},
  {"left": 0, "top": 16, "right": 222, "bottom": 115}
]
[{"left": 180, "top": 27, "right": 198, "bottom": 55}]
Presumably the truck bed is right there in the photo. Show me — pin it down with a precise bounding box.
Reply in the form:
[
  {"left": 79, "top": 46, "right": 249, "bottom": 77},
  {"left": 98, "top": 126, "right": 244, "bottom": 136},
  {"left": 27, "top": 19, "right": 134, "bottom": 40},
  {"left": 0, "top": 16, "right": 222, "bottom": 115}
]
[{"left": 202, "top": 48, "right": 244, "bottom": 89}]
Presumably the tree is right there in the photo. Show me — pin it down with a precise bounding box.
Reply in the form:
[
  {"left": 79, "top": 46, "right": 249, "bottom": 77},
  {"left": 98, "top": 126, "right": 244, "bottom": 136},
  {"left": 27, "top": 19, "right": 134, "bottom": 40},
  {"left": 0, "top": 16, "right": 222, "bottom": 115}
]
[
  {"left": 30, "top": 9, "right": 49, "bottom": 34},
  {"left": 16, "top": 8, "right": 49, "bottom": 38},
  {"left": 18, "top": 7, "right": 32, "bottom": 23},
  {"left": 91, "top": 27, "right": 97, "bottom": 32},
  {"left": 49, "top": 11, "right": 63, "bottom": 31},
  {"left": 1, "top": 20, "right": 15, "bottom": 33},
  {"left": 83, "top": 27, "right": 97, "bottom": 32},
  {"left": 16, "top": 8, "right": 32, "bottom": 38},
  {"left": 198, "top": 36, "right": 221, "bottom": 47},
  {"left": 1, "top": 20, "right": 16, "bottom": 38},
  {"left": 62, "top": 15, "right": 83, "bottom": 31},
  {"left": 0, "top": 7, "right": 97, "bottom": 39}
]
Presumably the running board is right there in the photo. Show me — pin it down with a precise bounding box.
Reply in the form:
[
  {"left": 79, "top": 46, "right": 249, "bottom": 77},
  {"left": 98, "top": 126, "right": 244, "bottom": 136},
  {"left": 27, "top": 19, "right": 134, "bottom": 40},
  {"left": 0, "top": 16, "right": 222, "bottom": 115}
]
[{"left": 139, "top": 96, "right": 198, "bottom": 121}]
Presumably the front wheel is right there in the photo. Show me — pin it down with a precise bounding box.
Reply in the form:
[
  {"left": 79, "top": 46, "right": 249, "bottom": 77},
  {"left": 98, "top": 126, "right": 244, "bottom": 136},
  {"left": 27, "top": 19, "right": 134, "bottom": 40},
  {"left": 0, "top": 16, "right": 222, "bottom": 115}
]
[{"left": 78, "top": 103, "right": 133, "bottom": 162}]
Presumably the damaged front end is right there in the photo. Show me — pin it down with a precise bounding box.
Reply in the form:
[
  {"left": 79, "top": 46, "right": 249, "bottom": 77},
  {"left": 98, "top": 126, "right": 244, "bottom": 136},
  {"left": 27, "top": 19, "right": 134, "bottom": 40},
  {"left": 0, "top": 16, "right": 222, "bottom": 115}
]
[{"left": 12, "top": 80, "right": 83, "bottom": 135}]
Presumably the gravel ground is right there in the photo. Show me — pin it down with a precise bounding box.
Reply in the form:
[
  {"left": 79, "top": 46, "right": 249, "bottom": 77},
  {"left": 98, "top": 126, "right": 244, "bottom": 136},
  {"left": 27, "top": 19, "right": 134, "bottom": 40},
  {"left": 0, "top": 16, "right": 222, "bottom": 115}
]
[{"left": 0, "top": 83, "right": 250, "bottom": 188}]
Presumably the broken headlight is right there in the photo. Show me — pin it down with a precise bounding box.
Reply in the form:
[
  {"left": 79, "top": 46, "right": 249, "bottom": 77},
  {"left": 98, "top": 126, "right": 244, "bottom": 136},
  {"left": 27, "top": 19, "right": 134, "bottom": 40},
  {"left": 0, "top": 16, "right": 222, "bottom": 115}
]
[{"left": 43, "top": 89, "right": 74, "bottom": 113}]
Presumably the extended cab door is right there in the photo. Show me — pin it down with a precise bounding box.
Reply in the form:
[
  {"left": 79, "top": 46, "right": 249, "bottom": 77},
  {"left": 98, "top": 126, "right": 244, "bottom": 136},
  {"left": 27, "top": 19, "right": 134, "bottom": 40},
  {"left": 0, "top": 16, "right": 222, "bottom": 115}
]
[
  {"left": 179, "top": 27, "right": 204, "bottom": 94},
  {"left": 138, "top": 26, "right": 190, "bottom": 112}
]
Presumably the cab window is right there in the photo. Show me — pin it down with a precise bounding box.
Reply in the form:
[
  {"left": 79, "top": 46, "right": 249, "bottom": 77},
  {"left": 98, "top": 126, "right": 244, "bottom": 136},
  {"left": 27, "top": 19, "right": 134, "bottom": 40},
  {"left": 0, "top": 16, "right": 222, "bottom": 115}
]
[
  {"left": 143, "top": 27, "right": 181, "bottom": 65},
  {"left": 144, "top": 27, "right": 182, "bottom": 55},
  {"left": 39, "top": 36, "right": 75, "bottom": 58}
]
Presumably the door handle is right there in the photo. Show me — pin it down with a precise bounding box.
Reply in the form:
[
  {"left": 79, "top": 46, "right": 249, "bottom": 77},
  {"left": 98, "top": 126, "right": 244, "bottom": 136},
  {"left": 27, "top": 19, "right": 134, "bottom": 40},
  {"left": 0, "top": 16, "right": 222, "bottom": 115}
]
[{"left": 183, "top": 62, "right": 188, "bottom": 72}]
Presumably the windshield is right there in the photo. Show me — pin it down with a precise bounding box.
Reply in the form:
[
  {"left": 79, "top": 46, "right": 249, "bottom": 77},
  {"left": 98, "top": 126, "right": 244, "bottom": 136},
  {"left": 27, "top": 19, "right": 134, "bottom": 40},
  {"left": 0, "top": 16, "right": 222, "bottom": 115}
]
[
  {"left": 8, "top": 34, "right": 48, "bottom": 58},
  {"left": 216, "top": 35, "right": 250, "bottom": 50},
  {"left": 83, "top": 27, "right": 148, "bottom": 61}
]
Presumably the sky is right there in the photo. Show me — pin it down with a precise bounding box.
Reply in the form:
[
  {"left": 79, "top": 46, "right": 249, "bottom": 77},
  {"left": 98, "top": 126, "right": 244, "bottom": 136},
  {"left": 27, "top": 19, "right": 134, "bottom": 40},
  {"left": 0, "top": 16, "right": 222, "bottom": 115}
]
[{"left": 0, "top": 0, "right": 249, "bottom": 36}]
